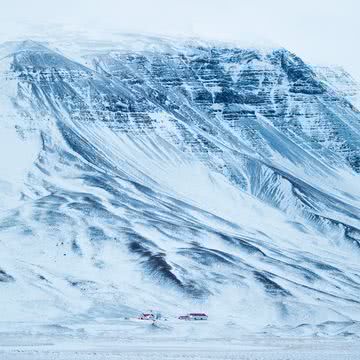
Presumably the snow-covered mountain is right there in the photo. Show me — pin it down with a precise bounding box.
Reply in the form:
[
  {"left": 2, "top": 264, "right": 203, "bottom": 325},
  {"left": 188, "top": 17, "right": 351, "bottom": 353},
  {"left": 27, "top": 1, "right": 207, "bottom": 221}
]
[
  {"left": 0, "top": 36, "right": 359, "bottom": 333},
  {"left": 314, "top": 65, "right": 360, "bottom": 110}
]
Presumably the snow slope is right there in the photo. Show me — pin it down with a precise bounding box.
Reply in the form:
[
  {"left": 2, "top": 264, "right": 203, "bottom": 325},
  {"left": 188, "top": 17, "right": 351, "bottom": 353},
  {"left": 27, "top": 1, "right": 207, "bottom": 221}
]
[{"left": 0, "top": 36, "right": 359, "bottom": 334}]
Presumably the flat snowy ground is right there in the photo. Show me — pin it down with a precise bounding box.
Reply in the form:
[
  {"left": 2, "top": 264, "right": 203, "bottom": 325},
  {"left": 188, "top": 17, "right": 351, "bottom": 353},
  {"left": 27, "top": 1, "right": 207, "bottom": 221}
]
[
  {"left": 1, "top": 321, "right": 360, "bottom": 360},
  {"left": 2, "top": 338, "right": 360, "bottom": 360}
]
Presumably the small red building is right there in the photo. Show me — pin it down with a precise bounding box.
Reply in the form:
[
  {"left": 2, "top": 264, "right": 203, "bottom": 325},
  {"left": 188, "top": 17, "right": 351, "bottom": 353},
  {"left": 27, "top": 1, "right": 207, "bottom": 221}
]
[
  {"left": 178, "top": 313, "right": 208, "bottom": 320},
  {"left": 138, "top": 313, "right": 155, "bottom": 320},
  {"left": 188, "top": 313, "right": 208, "bottom": 320}
]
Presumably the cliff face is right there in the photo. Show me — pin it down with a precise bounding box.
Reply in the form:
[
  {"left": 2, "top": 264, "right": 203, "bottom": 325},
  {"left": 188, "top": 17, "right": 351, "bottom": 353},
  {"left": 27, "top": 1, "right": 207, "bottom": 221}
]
[
  {"left": 89, "top": 45, "right": 360, "bottom": 172},
  {"left": 314, "top": 65, "right": 360, "bottom": 108},
  {"left": 0, "top": 37, "right": 359, "bottom": 331}
]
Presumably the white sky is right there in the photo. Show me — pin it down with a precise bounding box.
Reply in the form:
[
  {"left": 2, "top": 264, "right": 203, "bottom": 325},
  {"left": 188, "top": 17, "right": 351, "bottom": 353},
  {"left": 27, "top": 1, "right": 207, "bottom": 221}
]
[{"left": 0, "top": 0, "right": 359, "bottom": 80}]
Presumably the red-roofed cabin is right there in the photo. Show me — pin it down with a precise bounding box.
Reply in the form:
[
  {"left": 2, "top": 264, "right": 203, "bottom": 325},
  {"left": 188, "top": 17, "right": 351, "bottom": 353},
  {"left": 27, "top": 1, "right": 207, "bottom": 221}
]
[
  {"left": 138, "top": 313, "right": 155, "bottom": 320},
  {"left": 188, "top": 313, "right": 208, "bottom": 320}
]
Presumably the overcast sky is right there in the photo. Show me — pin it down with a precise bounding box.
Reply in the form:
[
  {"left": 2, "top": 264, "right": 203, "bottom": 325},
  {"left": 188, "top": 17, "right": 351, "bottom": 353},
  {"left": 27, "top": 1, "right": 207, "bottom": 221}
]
[{"left": 1, "top": 0, "right": 359, "bottom": 79}]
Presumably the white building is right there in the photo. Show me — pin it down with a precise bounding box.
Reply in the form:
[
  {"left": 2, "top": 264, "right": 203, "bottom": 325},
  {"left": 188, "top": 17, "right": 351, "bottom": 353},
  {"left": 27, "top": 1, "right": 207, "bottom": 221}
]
[{"left": 188, "top": 313, "right": 208, "bottom": 320}]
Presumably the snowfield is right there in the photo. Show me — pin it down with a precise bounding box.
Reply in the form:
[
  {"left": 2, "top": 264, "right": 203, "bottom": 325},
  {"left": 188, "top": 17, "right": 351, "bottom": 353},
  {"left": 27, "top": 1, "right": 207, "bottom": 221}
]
[
  {"left": 1, "top": 320, "right": 360, "bottom": 360},
  {"left": 2, "top": 341, "right": 360, "bottom": 360}
]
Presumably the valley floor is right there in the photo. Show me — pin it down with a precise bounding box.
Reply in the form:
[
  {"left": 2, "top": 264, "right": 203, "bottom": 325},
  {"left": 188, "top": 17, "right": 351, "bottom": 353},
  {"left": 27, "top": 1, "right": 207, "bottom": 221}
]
[
  {"left": 1, "top": 321, "right": 359, "bottom": 360},
  {"left": 1, "top": 338, "right": 360, "bottom": 360}
]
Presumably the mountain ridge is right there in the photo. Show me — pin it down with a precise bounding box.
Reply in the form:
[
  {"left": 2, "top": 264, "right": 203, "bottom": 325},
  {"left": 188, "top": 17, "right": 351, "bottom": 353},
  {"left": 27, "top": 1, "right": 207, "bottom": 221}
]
[{"left": 0, "top": 37, "right": 359, "bottom": 332}]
